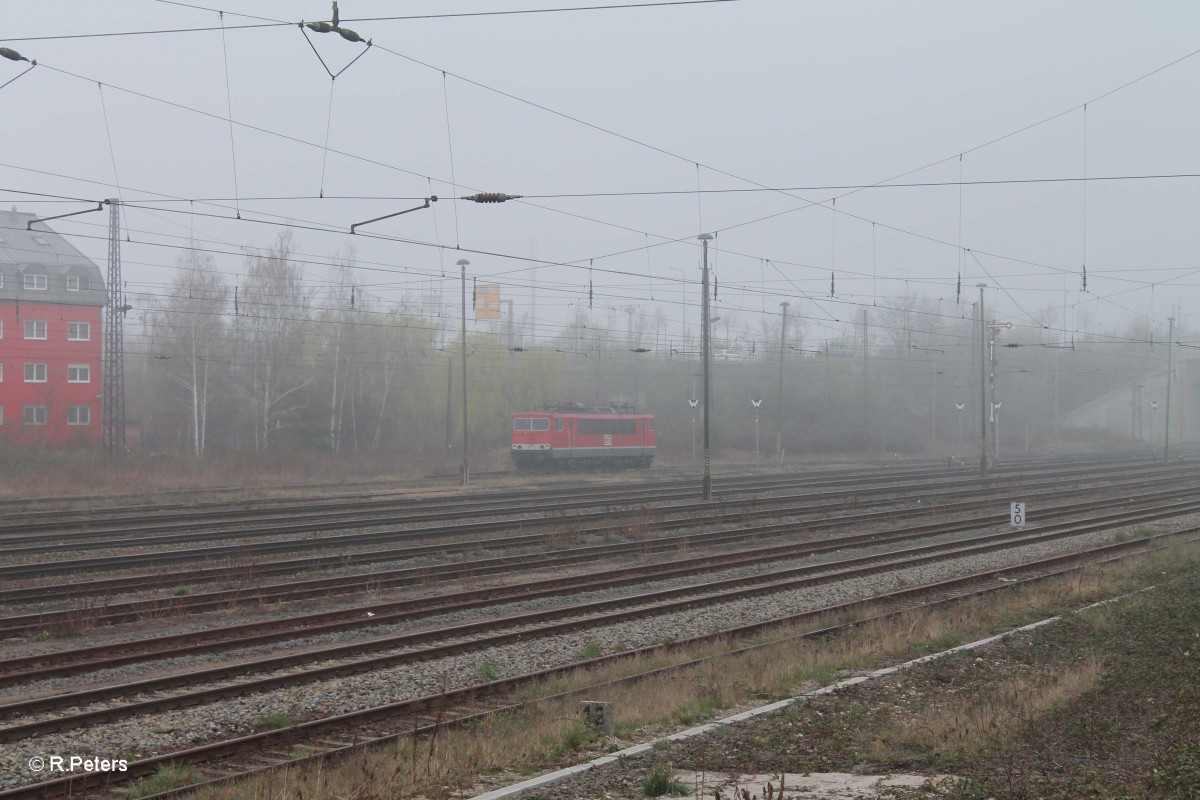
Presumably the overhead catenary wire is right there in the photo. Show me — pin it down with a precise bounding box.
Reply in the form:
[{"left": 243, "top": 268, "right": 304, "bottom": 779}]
[
  {"left": 218, "top": 11, "right": 241, "bottom": 218},
  {"left": 47, "top": 171, "right": 1200, "bottom": 204},
  {"left": 1, "top": 1, "right": 738, "bottom": 42},
  {"left": 8, "top": 52, "right": 1184, "bottom": 301},
  {"left": 442, "top": 72, "right": 461, "bottom": 249},
  {"left": 0, "top": 62, "right": 37, "bottom": 92},
  {"left": 4, "top": 11, "right": 1195, "bottom": 345},
  {"left": 10, "top": 1, "right": 1199, "bottom": 278}
]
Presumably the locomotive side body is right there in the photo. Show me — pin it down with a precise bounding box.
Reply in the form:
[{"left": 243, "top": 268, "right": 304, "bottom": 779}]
[{"left": 512, "top": 404, "right": 655, "bottom": 470}]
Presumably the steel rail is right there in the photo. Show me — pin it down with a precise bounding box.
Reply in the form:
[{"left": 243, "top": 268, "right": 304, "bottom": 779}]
[
  {"left": 2, "top": 465, "right": 1191, "bottom": 623},
  {"left": 1, "top": 459, "right": 1185, "bottom": 582},
  {"left": 5, "top": 474, "right": 1189, "bottom": 678},
  {"left": 0, "top": 453, "right": 1151, "bottom": 542},
  {"left": 3, "top": 527, "right": 1193, "bottom": 800},
  {"left": 2, "top": 495, "right": 1197, "bottom": 741}
]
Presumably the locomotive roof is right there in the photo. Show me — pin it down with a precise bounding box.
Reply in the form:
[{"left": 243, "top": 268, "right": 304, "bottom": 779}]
[{"left": 524, "top": 402, "right": 648, "bottom": 415}]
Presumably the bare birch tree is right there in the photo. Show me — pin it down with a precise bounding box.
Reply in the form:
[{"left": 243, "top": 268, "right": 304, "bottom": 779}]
[
  {"left": 161, "top": 251, "right": 229, "bottom": 456},
  {"left": 237, "top": 230, "right": 312, "bottom": 453}
]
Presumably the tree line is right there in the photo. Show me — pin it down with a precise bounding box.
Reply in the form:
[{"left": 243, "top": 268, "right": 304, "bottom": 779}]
[{"left": 128, "top": 231, "right": 1167, "bottom": 466}]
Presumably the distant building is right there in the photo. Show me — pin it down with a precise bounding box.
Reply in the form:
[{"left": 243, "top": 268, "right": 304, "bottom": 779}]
[{"left": 0, "top": 208, "right": 106, "bottom": 446}]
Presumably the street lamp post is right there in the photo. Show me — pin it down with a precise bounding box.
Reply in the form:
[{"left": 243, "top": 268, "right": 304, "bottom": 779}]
[
  {"left": 1164, "top": 315, "right": 1175, "bottom": 463},
  {"left": 777, "top": 301, "right": 789, "bottom": 465},
  {"left": 690, "top": 398, "right": 698, "bottom": 465},
  {"left": 458, "top": 258, "right": 470, "bottom": 487},
  {"left": 977, "top": 283, "right": 988, "bottom": 477},
  {"left": 955, "top": 402, "right": 964, "bottom": 456},
  {"left": 752, "top": 398, "right": 762, "bottom": 466},
  {"left": 699, "top": 233, "right": 714, "bottom": 500},
  {"left": 993, "top": 401, "right": 1002, "bottom": 463}
]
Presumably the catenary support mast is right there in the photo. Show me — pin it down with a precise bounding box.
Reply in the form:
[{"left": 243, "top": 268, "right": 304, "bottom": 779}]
[{"left": 102, "top": 199, "right": 126, "bottom": 454}]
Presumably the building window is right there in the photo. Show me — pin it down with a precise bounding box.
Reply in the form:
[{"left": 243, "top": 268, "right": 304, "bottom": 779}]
[
  {"left": 67, "top": 275, "right": 91, "bottom": 291},
  {"left": 68, "top": 405, "right": 92, "bottom": 426},
  {"left": 24, "top": 320, "right": 47, "bottom": 340},
  {"left": 24, "top": 363, "right": 48, "bottom": 383},
  {"left": 67, "top": 364, "right": 91, "bottom": 383},
  {"left": 23, "top": 405, "right": 48, "bottom": 426},
  {"left": 68, "top": 322, "right": 91, "bottom": 341},
  {"left": 23, "top": 273, "right": 48, "bottom": 290}
]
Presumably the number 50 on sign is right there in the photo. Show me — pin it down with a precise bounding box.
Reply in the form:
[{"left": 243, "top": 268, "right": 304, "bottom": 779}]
[{"left": 1011, "top": 502, "right": 1026, "bottom": 527}]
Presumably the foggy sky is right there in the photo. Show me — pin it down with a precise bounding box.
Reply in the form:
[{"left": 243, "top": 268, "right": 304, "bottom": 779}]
[{"left": 3, "top": 0, "right": 1199, "bottom": 354}]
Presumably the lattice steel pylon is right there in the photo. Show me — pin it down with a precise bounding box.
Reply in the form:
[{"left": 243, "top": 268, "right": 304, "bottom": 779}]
[{"left": 102, "top": 199, "right": 126, "bottom": 454}]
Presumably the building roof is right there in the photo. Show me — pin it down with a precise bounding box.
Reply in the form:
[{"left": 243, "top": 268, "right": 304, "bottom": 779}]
[{"left": 0, "top": 208, "right": 106, "bottom": 307}]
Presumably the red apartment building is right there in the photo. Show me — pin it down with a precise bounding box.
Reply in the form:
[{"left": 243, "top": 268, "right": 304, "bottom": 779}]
[{"left": 0, "top": 208, "right": 105, "bottom": 446}]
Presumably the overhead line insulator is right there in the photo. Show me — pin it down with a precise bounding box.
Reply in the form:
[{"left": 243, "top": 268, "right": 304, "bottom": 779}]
[{"left": 461, "top": 193, "right": 522, "bottom": 203}]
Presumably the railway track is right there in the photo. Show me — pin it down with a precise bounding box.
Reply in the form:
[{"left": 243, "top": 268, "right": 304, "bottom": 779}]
[
  {"left": 0, "top": 454, "right": 1150, "bottom": 548},
  {"left": 0, "top": 458, "right": 1181, "bottom": 585},
  {"left": 2, "top": 488, "right": 1196, "bottom": 741},
  {"left": 4, "top": 473, "right": 1193, "bottom": 677},
  {"left": 3, "top": 524, "right": 1193, "bottom": 800},
  {"left": 2, "top": 463, "right": 1193, "bottom": 625},
  {"left": 0, "top": 454, "right": 1191, "bottom": 798}
]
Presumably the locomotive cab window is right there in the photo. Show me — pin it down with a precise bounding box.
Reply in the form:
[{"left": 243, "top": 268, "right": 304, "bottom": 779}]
[
  {"left": 533, "top": 419, "right": 550, "bottom": 430},
  {"left": 555, "top": 418, "right": 563, "bottom": 431},
  {"left": 513, "top": 418, "right": 550, "bottom": 431}
]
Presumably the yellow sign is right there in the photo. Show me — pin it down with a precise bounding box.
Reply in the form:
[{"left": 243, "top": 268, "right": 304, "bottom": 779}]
[{"left": 475, "top": 283, "right": 501, "bottom": 320}]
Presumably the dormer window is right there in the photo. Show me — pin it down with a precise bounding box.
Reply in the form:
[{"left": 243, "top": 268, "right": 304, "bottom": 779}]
[
  {"left": 67, "top": 275, "right": 90, "bottom": 292},
  {"left": 24, "top": 273, "right": 48, "bottom": 290}
]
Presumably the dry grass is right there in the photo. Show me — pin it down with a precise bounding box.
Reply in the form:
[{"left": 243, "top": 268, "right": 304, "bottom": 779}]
[
  {"left": 0, "top": 447, "right": 436, "bottom": 504},
  {"left": 866, "top": 658, "right": 1104, "bottom": 762},
  {"left": 188, "top": 542, "right": 1195, "bottom": 800}
]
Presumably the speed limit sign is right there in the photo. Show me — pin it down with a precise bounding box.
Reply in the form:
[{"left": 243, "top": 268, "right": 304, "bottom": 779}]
[{"left": 1011, "top": 502, "right": 1026, "bottom": 527}]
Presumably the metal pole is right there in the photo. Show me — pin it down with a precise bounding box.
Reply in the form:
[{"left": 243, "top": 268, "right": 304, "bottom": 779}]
[
  {"left": 1164, "top": 316, "right": 1175, "bottom": 463},
  {"left": 931, "top": 365, "right": 937, "bottom": 446},
  {"left": 777, "top": 301, "right": 789, "bottom": 462},
  {"left": 990, "top": 332, "right": 997, "bottom": 464},
  {"left": 102, "top": 199, "right": 126, "bottom": 454},
  {"left": 691, "top": 406, "right": 696, "bottom": 465},
  {"left": 977, "top": 283, "right": 988, "bottom": 476},
  {"left": 699, "top": 233, "right": 713, "bottom": 500},
  {"left": 458, "top": 258, "right": 470, "bottom": 487}
]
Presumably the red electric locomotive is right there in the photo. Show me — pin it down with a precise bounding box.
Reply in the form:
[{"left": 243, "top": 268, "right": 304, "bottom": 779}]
[{"left": 511, "top": 402, "right": 656, "bottom": 470}]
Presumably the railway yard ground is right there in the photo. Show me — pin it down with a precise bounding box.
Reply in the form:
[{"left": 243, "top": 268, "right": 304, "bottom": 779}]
[{"left": 0, "top": 455, "right": 1197, "bottom": 799}]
